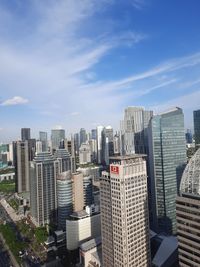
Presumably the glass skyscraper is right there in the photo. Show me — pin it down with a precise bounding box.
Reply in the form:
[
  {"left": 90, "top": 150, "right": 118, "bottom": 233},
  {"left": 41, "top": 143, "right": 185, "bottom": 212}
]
[{"left": 149, "top": 107, "right": 187, "bottom": 234}]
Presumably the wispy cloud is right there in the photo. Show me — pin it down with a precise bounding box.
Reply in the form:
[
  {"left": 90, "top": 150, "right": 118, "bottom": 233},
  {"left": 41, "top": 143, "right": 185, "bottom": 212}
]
[{"left": 0, "top": 96, "right": 29, "bottom": 106}]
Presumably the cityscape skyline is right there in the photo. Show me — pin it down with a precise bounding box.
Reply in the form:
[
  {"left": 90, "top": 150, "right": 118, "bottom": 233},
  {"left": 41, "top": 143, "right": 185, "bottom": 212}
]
[{"left": 1, "top": 1, "right": 200, "bottom": 141}]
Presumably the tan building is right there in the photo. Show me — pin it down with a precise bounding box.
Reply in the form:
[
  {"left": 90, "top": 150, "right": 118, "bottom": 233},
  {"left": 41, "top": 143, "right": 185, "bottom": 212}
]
[
  {"left": 176, "top": 148, "right": 200, "bottom": 267},
  {"left": 72, "top": 172, "right": 84, "bottom": 212},
  {"left": 100, "top": 155, "right": 151, "bottom": 267}
]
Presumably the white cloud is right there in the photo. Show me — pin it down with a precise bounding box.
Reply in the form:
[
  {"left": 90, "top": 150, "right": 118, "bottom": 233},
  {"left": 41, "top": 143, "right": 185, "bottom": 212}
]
[{"left": 0, "top": 96, "right": 29, "bottom": 106}]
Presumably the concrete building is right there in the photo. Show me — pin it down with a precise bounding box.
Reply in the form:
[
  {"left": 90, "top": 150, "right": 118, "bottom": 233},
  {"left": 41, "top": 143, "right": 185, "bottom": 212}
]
[
  {"left": 100, "top": 155, "right": 151, "bottom": 267},
  {"left": 51, "top": 129, "right": 65, "bottom": 151},
  {"left": 36, "top": 140, "right": 43, "bottom": 153},
  {"left": 79, "top": 143, "right": 91, "bottom": 165},
  {"left": 113, "top": 132, "right": 121, "bottom": 155},
  {"left": 72, "top": 172, "right": 85, "bottom": 212},
  {"left": 14, "top": 141, "right": 30, "bottom": 193},
  {"left": 28, "top": 139, "right": 36, "bottom": 161},
  {"left": 66, "top": 209, "right": 101, "bottom": 250},
  {"left": 80, "top": 128, "right": 87, "bottom": 147},
  {"left": 21, "top": 128, "right": 31, "bottom": 141},
  {"left": 193, "top": 109, "right": 200, "bottom": 147},
  {"left": 176, "top": 148, "right": 200, "bottom": 267},
  {"left": 30, "top": 152, "right": 59, "bottom": 226},
  {"left": 102, "top": 126, "right": 114, "bottom": 166},
  {"left": 149, "top": 107, "right": 187, "bottom": 234},
  {"left": 57, "top": 171, "right": 73, "bottom": 230},
  {"left": 54, "top": 148, "right": 72, "bottom": 173},
  {"left": 89, "top": 139, "right": 97, "bottom": 163}
]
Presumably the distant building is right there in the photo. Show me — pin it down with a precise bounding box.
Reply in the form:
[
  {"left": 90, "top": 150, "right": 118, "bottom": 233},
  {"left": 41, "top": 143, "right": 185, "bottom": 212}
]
[
  {"left": 176, "top": 148, "right": 200, "bottom": 266},
  {"left": 14, "top": 141, "right": 30, "bottom": 193},
  {"left": 30, "top": 152, "right": 59, "bottom": 226},
  {"left": 21, "top": 128, "right": 31, "bottom": 141},
  {"left": 80, "top": 128, "right": 87, "bottom": 146},
  {"left": 185, "top": 129, "right": 193, "bottom": 144},
  {"left": 51, "top": 129, "right": 65, "bottom": 151},
  {"left": 72, "top": 172, "right": 85, "bottom": 212},
  {"left": 113, "top": 132, "right": 120, "bottom": 155},
  {"left": 36, "top": 140, "right": 43, "bottom": 153},
  {"left": 91, "top": 129, "right": 97, "bottom": 140},
  {"left": 149, "top": 107, "right": 187, "bottom": 234},
  {"left": 100, "top": 155, "right": 151, "bottom": 267},
  {"left": 96, "top": 126, "right": 104, "bottom": 164},
  {"left": 28, "top": 139, "right": 36, "bottom": 161},
  {"left": 102, "top": 126, "right": 114, "bottom": 166},
  {"left": 193, "top": 109, "right": 200, "bottom": 147},
  {"left": 39, "top": 131, "right": 48, "bottom": 152},
  {"left": 54, "top": 149, "right": 72, "bottom": 173},
  {"left": 79, "top": 143, "right": 91, "bottom": 164}
]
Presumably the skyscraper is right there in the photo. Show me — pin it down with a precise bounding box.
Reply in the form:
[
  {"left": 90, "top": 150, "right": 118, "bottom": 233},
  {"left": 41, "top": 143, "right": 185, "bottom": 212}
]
[
  {"left": 14, "top": 141, "right": 30, "bottom": 193},
  {"left": 54, "top": 148, "right": 72, "bottom": 173},
  {"left": 39, "top": 131, "right": 48, "bottom": 152},
  {"left": 102, "top": 126, "right": 114, "bottom": 166},
  {"left": 51, "top": 129, "right": 65, "bottom": 151},
  {"left": 193, "top": 109, "right": 200, "bottom": 147},
  {"left": 57, "top": 171, "right": 73, "bottom": 230},
  {"left": 96, "top": 126, "right": 104, "bottom": 164},
  {"left": 176, "top": 148, "right": 200, "bottom": 266},
  {"left": 100, "top": 155, "right": 151, "bottom": 267},
  {"left": 28, "top": 138, "right": 36, "bottom": 161},
  {"left": 30, "top": 152, "right": 59, "bottom": 226},
  {"left": 21, "top": 128, "right": 31, "bottom": 141},
  {"left": 149, "top": 107, "right": 187, "bottom": 234},
  {"left": 121, "top": 107, "right": 153, "bottom": 155},
  {"left": 80, "top": 128, "right": 87, "bottom": 146}
]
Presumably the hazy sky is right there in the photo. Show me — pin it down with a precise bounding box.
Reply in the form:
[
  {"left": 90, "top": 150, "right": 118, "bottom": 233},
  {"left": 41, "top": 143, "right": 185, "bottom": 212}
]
[{"left": 1, "top": 0, "right": 200, "bottom": 142}]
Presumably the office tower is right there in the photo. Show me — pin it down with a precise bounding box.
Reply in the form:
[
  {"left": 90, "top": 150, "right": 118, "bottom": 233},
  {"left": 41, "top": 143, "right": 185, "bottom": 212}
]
[
  {"left": 83, "top": 175, "right": 93, "bottom": 206},
  {"left": 96, "top": 126, "right": 104, "bottom": 164},
  {"left": 149, "top": 107, "right": 187, "bottom": 234},
  {"left": 89, "top": 139, "right": 97, "bottom": 163},
  {"left": 36, "top": 140, "right": 43, "bottom": 153},
  {"left": 113, "top": 132, "right": 120, "bottom": 155},
  {"left": 74, "top": 133, "right": 80, "bottom": 155},
  {"left": 80, "top": 128, "right": 87, "bottom": 146},
  {"left": 21, "top": 128, "right": 31, "bottom": 141},
  {"left": 39, "top": 131, "right": 48, "bottom": 152},
  {"left": 72, "top": 172, "right": 85, "bottom": 212},
  {"left": 54, "top": 148, "right": 72, "bottom": 173},
  {"left": 100, "top": 155, "right": 151, "bottom": 267},
  {"left": 102, "top": 126, "right": 114, "bottom": 166},
  {"left": 57, "top": 171, "right": 73, "bottom": 230},
  {"left": 121, "top": 107, "right": 153, "bottom": 155},
  {"left": 91, "top": 129, "right": 97, "bottom": 140},
  {"left": 185, "top": 129, "right": 193, "bottom": 144},
  {"left": 30, "top": 152, "right": 59, "bottom": 226},
  {"left": 51, "top": 129, "right": 65, "bottom": 151},
  {"left": 14, "top": 141, "right": 29, "bottom": 193},
  {"left": 79, "top": 143, "right": 91, "bottom": 164},
  {"left": 193, "top": 109, "right": 200, "bottom": 147},
  {"left": 176, "top": 148, "right": 200, "bottom": 266},
  {"left": 28, "top": 138, "right": 36, "bottom": 161}
]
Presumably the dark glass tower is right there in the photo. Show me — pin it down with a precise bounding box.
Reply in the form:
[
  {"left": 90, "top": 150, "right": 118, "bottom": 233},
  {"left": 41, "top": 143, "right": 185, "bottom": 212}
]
[
  {"left": 194, "top": 109, "right": 200, "bottom": 147},
  {"left": 21, "top": 128, "right": 31, "bottom": 141}
]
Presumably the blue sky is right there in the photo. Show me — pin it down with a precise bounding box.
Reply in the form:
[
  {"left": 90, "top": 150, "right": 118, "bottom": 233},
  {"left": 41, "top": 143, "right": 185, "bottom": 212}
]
[{"left": 1, "top": 0, "right": 200, "bottom": 142}]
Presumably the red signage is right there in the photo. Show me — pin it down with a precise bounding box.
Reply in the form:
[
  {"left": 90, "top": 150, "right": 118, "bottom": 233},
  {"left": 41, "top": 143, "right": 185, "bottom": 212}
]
[{"left": 110, "top": 165, "right": 119, "bottom": 174}]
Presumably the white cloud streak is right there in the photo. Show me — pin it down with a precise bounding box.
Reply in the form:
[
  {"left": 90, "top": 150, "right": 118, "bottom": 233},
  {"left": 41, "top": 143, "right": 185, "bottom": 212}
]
[{"left": 0, "top": 96, "right": 29, "bottom": 106}]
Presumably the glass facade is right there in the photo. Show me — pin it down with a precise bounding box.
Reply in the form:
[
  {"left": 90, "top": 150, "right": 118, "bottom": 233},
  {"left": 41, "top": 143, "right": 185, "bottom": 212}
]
[
  {"left": 149, "top": 108, "right": 187, "bottom": 234},
  {"left": 194, "top": 109, "right": 200, "bottom": 146}
]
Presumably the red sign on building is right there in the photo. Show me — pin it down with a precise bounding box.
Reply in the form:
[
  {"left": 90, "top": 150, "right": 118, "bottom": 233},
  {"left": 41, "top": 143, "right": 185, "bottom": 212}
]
[{"left": 110, "top": 165, "right": 119, "bottom": 174}]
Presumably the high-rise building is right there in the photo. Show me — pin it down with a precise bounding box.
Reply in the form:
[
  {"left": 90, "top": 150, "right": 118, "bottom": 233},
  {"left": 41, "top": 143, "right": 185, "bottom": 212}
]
[
  {"left": 54, "top": 149, "right": 72, "bottom": 173},
  {"left": 51, "top": 129, "right": 65, "bottom": 151},
  {"left": 100, "top": 155, "right": 151, "bottom": 267},
  {"left": 96, "top": 126, "right": 104, "bottom": 164},
  {"left": 30, "top": 152, "right": 59, "bottom": 226},
  {"left": 57, "top": 171, "right": 73, "bottom": 230},
  {"left": 21, "top": 128, "right": 31, "bottom": 141},
  {"left": 80, "top": 128, "right": 87, "bottom": 146},
  {"left": 193, "top": 109, "right": 200, "bottom": 147},
  {"left": 36, "top": 140, "right": 43, "bottom": 153},
  {"left": 149, "top": 107, "right": 187, "bottom": 234},
  {"left": 39, "top": 131, "right": 48, "bottom": 152},
  {"left": 185, "top": 129, "right": 193, "bottom": 144},
  {"left": 113, "top": 132, "right": 120, "bottom": 155},
  {"left": 102, "top": 126, "right": 114, "bottom": 166},
  {"left": 121, "top": 107, "right": 153, "bottom": 155},
  {"left": 79, "top": 143, "right": 91, "bottom": 164},
  {"left": 176, "top": 148, "right": 200, "bottom": 266},
  {"left": 74, "top": 133, "right": 80, "bottom": 155},
  {"left": 14, "top": 141, "right": 30, "bottom": 193},
  {"left": 28, "top": 138, "right": 36, "bottom": 161},
  {"left": 91, "top": 129, "right": 97, "bottom": 140},
  {"left": 72, "top": 172, "right": 85, "bottom": 212},
  {"left": 89, "top": 139, "right": 97, "bottom": 163}
]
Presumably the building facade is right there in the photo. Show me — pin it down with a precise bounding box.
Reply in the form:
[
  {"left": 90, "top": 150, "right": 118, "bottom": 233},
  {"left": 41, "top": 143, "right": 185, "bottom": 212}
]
[
  {"left": 21, "top": 128, "right": 31, "bottom": 141},
  {"left": 51, "top": 129, "right": 65, "bottom": 151},
  {"left": 100, "top": 155, "right": 151, "bottom": 267},
  {"left": 149, "top": 107, "right": 187, "bottom": 234},
  {"left": 193, "top": 109, "right": 200, "bottom": 147},
  {"left": 176, "top": 148, "right": 200, "bottom": 266}
]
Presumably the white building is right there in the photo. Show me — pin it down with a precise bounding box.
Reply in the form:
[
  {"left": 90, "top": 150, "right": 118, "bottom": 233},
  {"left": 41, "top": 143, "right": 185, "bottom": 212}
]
[
  {"left": 96, "top": 126, "right": 104, "bottom": 164},
  {"left": 79, "top": 143, "right": 91, "bottom": 165},
  {"left": 100, "top": 155, "right": 151, "bottom": 267}
]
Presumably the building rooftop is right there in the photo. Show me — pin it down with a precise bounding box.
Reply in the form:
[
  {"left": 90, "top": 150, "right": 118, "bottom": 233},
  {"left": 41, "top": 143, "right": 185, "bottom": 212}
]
[
  {"left": 109, "top": 154, "right": 146, "bottom": 161},
  {"left": 180, "top": 148, "right": 200, "bottom": 196},
  {"left": 80, "top": 237, "right": 101, "bottom": 252},
  {"left": 69, "top": 210, "right": 89, "bottom": 219}
]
